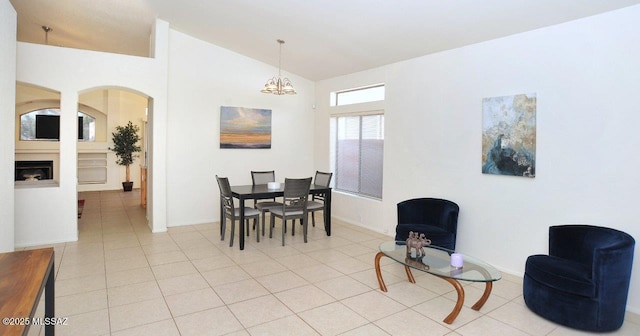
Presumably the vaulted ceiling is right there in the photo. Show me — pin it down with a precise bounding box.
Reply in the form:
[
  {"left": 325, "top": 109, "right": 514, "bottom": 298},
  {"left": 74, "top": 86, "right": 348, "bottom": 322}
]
[{"left": 10, "top": 0, "right": 640, "bottom": 80}]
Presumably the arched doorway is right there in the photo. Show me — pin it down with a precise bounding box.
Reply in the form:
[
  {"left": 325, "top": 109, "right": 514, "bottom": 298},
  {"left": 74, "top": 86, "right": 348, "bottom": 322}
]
[
  {"left": 77, "top": 86, "right": 153, "bottom": 230},
  {"left": 78, "top": 87, "right": 149, "bottom": 193}
]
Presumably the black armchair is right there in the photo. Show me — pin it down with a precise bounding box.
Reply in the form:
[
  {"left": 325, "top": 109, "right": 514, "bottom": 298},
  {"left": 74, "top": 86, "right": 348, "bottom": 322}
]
[
  {"left": 395, "top": 198, "right": 459, "bottom": 250},
  {"left": 523, "top": 225, "right": 635, "bottom": 332}
]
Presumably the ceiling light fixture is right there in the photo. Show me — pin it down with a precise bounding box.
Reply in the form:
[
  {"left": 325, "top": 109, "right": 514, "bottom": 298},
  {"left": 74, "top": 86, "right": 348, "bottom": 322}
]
[
  {"left": 261, "top": 39, "right": 296, "bottom": 95},
  {"left": 42, "top": 26, "right": 52, "bottom": 45}
]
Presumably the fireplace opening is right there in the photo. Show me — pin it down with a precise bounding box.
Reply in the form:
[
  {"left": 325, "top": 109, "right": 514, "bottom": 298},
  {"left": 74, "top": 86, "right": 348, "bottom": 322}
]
[{"left": 15, "top": 161, "right": 54, "bottom": 181}]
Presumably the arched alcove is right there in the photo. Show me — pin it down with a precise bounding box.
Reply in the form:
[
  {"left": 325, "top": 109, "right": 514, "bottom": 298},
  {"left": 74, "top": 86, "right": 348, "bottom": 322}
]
[{"left": 14, "top": 82, "right": 61, "bottom": 181}]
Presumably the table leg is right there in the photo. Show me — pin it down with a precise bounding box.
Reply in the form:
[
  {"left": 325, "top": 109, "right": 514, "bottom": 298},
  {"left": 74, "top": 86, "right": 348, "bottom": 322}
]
[
  {"left": 239, "top": 198, "right": 245, "bottom": 250},
  {"left": 439, "top": 277, "right": 465, "bottom": 324},
  {"left": 404, "top": 266, "right": 416, "bottom": 283},
  {"left": 324, "top": 190, "right": 331, "bottom": 236},
  {"left": 219, "top": 199, "right": 223, "bottom": 237},
  {"left": 45, "top": 258, "right": 55, "bottom": 336},
  {"left": 471, "top": 281, "right": 493, "bottom": 310},
  {"left": 374, "top": 252, "right": 387, "bottom": 292}
]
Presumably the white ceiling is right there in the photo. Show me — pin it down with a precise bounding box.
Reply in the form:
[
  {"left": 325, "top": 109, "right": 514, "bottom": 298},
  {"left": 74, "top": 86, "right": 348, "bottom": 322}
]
[{"left": 10, "top": 0, "right": 640, "bottom": 80}]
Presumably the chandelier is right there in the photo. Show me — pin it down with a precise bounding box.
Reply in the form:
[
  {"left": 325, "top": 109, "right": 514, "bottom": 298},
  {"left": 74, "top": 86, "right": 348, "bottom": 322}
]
[{"left": 261, "top": 39, "right": 296, "bottom": 95}]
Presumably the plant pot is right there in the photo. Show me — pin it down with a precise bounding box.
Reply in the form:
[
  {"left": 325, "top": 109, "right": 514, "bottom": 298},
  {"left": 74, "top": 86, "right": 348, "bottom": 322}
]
[{"left": 122, "top": 181, "right": 134, "bottom": 192}]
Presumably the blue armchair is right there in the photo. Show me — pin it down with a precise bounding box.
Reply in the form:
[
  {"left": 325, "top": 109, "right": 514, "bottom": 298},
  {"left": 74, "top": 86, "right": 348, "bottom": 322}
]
[
  {"left": 523, "top": 225, "right": 635, "bottom": 332},
  {"left": 395, "top": 198, "right": 459, "bottom": 250}
]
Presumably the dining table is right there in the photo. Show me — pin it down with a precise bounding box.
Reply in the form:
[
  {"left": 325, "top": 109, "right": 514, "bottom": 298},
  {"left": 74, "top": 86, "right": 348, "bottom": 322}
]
[
  {"left": 226, "top": 183, "right": 332, "bottom": 250},
  {"left": 0, "top": 248, "right": 55, "bottom": 336}
]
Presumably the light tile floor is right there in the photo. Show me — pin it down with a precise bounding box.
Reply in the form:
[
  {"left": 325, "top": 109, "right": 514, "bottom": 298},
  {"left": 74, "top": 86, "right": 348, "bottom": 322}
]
[{"left": 22, "top": 190, "right": 640, "bottom": 336}]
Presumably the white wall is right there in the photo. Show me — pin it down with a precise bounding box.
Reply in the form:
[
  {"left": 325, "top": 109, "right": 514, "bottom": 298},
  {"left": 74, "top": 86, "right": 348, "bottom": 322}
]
[
  {"left": 166, "top": 30, "right": 316, "bottom": 227},
  {"left": 315, "top": 6, "right": 640, "bottom": 313},
  {"left": 0, "top": 0, "right": 16, "bottom": 252},
  {"left": 14, "top": 19, "right": 170, "bottom": 246}
]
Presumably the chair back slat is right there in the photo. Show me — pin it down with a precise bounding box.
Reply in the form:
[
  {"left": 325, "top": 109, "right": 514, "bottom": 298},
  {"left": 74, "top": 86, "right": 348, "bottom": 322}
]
[
  {"left": 283, "top": 177, "right": 312, "bottom": 212},
  {"left": 251, "top": 170, "right": 275, "bottom": 185}
]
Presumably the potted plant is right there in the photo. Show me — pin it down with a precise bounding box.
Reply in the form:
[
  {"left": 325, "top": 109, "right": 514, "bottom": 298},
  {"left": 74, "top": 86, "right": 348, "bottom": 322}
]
[{"left": 109, "top": 121, "right": 141, "bottom": 192}]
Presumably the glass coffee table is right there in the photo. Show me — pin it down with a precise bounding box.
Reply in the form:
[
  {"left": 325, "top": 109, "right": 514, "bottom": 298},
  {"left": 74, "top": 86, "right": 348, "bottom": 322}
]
[{"left": 375, "top": 241, "right": 501, "bottom": 324}]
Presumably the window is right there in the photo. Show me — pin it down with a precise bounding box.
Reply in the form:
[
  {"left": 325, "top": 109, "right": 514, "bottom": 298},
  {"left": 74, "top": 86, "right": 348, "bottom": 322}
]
[
  {"left": 78, "top": 112, "right": 96, "bottom": 142},
  {"left": 20, "top": 109, "right": 96, "bottom": 141},
  {"left": 331, "top": 84, "right": 385, "bottom": 106},
  {"left": 330, "top": 113, "right": 384, "bottom": 199}
]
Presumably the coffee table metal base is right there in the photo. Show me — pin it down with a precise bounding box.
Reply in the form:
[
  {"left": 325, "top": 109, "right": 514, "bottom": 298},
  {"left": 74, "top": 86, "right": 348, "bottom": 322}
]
[{"left": 374, "top": 252, "right": 493, "bottom": 324}]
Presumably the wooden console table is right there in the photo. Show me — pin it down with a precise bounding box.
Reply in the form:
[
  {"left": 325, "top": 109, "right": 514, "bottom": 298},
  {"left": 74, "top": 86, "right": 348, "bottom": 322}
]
[
  {"left": 0, "top": 248, "right": 55, "bottom": 336},
  {"left": 140, "top": 166, "right": 147, "bottom": 208}
]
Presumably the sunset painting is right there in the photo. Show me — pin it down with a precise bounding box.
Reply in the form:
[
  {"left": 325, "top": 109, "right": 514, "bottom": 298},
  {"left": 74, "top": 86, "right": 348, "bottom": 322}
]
[{"left": 220, "top": 106, "right": 272, "bottom": 149}]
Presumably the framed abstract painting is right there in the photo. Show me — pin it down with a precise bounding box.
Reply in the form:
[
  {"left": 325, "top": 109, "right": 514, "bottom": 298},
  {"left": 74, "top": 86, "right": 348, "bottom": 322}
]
[{"left": 482, "top": 93, "right": 536, "bottom": 178}]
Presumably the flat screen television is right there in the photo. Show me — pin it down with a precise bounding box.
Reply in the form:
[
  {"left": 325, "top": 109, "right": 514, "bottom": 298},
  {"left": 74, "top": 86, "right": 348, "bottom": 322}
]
[{"left": 34, "top": 115, "right": 84, "bottom": 140}]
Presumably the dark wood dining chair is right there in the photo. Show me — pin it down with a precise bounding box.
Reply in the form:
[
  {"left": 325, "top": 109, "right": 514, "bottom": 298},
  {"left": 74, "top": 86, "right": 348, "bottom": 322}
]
[
  {"left": 251, "top": 170, "right": 283, "bottom": 236},
  {"left": 216, "top": 175, "right": 261, "bottom": 246},
  {"left": 251, "top": 170, "right": 276, "bottom": 185},
  {"left": 269, "top": 177, "right": 312, "bottom": 246},
  {"left": 306, "top": 171, "right": 332, "bottom": 227}
]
